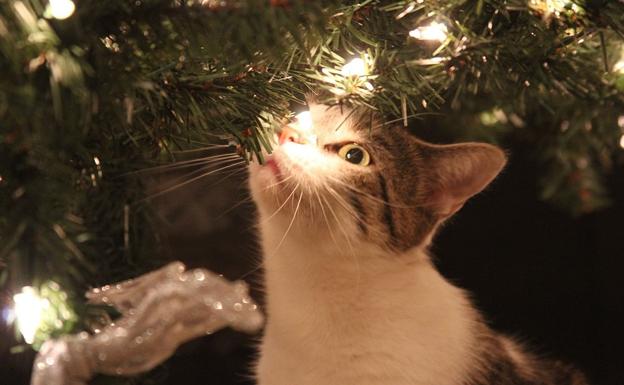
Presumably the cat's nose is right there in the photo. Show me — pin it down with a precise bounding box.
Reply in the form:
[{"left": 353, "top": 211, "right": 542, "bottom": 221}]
[{"left": 279, "top": 126, "right": 303, "bottom": 145}]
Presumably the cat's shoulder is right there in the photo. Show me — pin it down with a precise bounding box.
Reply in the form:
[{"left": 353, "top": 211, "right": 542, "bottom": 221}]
[{"left": 467, "top": 332, "right": 590, "bottom": 385}]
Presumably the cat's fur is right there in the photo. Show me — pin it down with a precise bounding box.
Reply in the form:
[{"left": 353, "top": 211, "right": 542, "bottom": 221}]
[{"left": 248, "top": 104, "right": 589, "bottom": 385}]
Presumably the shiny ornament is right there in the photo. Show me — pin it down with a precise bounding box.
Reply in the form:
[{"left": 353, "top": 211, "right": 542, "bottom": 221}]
[{"left": 31, "top": 262, "right": 263, "bottom": 385}]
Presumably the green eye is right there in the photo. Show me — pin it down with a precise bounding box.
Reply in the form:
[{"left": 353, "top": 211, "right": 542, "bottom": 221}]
[{"left": 338, "top": 143, "right": 371, "bottom": 166}]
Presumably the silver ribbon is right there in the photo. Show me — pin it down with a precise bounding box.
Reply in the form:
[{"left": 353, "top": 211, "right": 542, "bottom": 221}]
[{"left": 31, "top": 262, "right": 263, "bottom": 385}]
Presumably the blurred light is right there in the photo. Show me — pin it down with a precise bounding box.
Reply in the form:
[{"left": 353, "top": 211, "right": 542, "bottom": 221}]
[
  {"left": 295, "top": 111, "right": 313, "bottom": 132},
  {"left": 620, "top": 135, "right": 624, "bottom": 149},
  {"left": 341, "top": 58, "right": 368, "bottom": 77},
  {"left": 292, "top": 111, "right": 317, "bottom": 145},
  {"left": 2, "top": 307, "right": 14, "bottom": 324},
  {"left": 13, "top": 287, "right": 47, "bottom": 344},
  {"left": 409, "top": 21, "right": 448, "bottom": 42},
  {"left": 48, "top": 0, "right": 75, "bottom": 20}
]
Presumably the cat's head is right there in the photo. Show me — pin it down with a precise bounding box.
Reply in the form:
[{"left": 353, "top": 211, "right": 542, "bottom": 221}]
[{"left": 249, "top": 103, "right": 506, "bottom": 253}]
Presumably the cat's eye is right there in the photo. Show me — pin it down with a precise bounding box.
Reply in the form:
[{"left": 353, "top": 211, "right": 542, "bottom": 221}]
[{"left": 338, "top": 143, "right": 371, "bottom": 166}]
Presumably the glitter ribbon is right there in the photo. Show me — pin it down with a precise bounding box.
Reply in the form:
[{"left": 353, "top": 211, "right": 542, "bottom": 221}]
[{"left": 31, "top": 262, "right": 263, "bottom": 385}]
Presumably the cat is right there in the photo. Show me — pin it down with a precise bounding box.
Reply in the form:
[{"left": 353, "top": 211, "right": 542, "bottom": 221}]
[{"left": 248, "top": 103, "right": 589, "bottom": 385}]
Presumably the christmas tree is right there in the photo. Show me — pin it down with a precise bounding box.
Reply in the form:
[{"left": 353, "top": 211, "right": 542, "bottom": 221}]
[{"left": 1, "top": 0, "right": 623, "bottom": 384}]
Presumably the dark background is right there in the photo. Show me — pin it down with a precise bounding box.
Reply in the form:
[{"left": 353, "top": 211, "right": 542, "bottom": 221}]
[{"left": 1, "top": 138, "right": 623, "bottom": 385}]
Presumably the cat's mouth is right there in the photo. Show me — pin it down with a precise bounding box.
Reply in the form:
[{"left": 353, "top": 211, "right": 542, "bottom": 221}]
[{"left": 264, "top": 156, "right": 281, "bottom": 179}]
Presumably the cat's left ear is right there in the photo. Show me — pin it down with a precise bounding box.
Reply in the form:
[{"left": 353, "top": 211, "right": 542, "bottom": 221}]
[{"left": 422, "top": 142, "right": 507, "bottom": 217}]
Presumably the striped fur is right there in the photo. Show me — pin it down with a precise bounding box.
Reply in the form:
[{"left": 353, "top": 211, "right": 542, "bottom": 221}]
[{"left": 249, "top": 104, "right": 590, "bottom": 385}]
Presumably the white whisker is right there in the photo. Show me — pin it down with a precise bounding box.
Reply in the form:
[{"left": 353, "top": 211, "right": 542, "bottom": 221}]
[
  {"left": 139, "top": 160, "right": 245, "bottom": 202},
  {"left": 272, "top": 189, "right": 303, "bottom": 253}
]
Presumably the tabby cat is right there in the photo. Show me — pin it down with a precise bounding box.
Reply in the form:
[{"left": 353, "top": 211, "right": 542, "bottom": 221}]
[{"left": 249, "top": 103, "right": 589, "bottom": 385}]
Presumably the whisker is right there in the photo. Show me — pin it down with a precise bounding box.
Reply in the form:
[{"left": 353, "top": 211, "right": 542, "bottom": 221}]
[
  {"left": 325, "top": 185, "right": 387, "bottom": 239},
  {"left": 324, "top": 175, "right": 415, "bottom": 209},
  {"left": 149, "top": 157, "right": 240, "bottom": 195},
  {"left": 314, "top": 187, "right": 341, "bottom": 250},
  {"left": 272, "top": 189, "right": 303, "bottom": 253},
  {"left": 259, "top": 181, "right": 300, "bottom": 226},
  {"left": 131, "top": 153, "right": 240, "bottom": 175},
  {"left": 138, "top": 160, "right": 245, "bottom": 202},
  {"left": 214, "top": 175, "right": 296, "bottom": 221},
  {"left": 322, "top": 183, "right": 364, "bottom": 294},
  {"left": 170, "top": 144, "right": 234, "bottom": 153},
  {"left": 319, "top": 192, "right": 355, "bottom": 254}
]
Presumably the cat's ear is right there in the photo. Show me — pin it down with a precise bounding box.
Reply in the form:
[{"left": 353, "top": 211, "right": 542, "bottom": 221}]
[{"left": 423, "top": 142, "right": 506, "bottom": 217}]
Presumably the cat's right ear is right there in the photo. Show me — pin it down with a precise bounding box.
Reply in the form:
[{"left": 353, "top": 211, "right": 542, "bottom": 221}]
[{"left": 422, "top": 142, "right": 507, "bottom": 218}]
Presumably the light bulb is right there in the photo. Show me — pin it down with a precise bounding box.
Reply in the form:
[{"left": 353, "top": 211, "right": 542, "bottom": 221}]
[
  {"left": 341, "top": 58, "right": 368, "bottom": 77},
  {"left": 48, "top": 0, "right": 76, "bottom": 20},
  {"left": 620, "top": 135, "right": 624, "bottom": 149},
  {"left": 13, "top": 287, "right": 47, "bottom": 344},
  {"left": 294, "top": 111, "right": 318, "bottom": 144},
  {"left": 295, "top": 111, "right": 313, "bottom": 132},
  {"left": 409, "top": 21, "right": 448, "bottom": 42}
]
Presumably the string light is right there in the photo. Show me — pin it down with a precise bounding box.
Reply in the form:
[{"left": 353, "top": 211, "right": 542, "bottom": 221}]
[
  {"left": 614, "top": 47, "right": 624, "bottom": 73},
  {"left": 295, "top": 111, "right": 313, "bottom": 132},
  {"left": 409, "top": 21, "right": 448, "bottom": 42},
  {"left": 619, "top": 116, "right": 624, "bottom": 149},
  {"left": 320, "top": 54, "right": 376, "bottom": 97},
  {"left": 529, "top": 0, "right": 583, "bottom": 18},
  {"left": 13, "top": 287, "right": 47, "bottom": 344},
  {"left": 290, "top": 111, "right": 317, "bottom": 145},
  {"left": 47, "top": 0, "right": 76, "bottom": 20},
  {"left": 10, "top": 282, "right": 76, "bottom": 347},
  {"left": 341, "top": 58, "right": 368, "bottom": 77}
]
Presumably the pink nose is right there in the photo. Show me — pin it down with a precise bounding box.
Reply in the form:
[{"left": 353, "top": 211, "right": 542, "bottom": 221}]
[{"left": 279, "top": 126, "right": 302, "bottom": 145}]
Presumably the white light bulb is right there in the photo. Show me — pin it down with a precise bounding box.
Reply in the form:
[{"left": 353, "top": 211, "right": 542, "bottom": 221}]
[
  {"left": 409, "top": 21, "right": 448, "bottom": 42},
  {"left": 295, "top": 111, "right": 313, "bottom": 132},
  {"left": 341, "top": 58, "right": 368, "bottom": 77},
  {"left": 293, "top": 111, "right": 317, "bottom": 144},
  {"left": 48, "top": 0, "right": 76, "bottom": 20},
  {"left": 13, "top": 287, "right": 47, "bottom": 344}
]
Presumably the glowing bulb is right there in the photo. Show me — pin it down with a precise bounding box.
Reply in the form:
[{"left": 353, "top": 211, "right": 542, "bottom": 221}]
[
  {"left": 13, "top": 287, "right": 47, "bottom": 344},
  {"left": 48, "top": 0, "right": 76, "bottom": 20},
  {"left": 295, "top": 111, "right": 313, "bottom": 132},
  {"left": 620, "top": 135, "right": 624, "bottom": 149},
  {"left": 409, "top": 21, "right": 448, "bottom": 42},
  {"left": 291, "top": 111, "right": 317, "bottom": 145},
  {"left": 341, "top": 58, "right": 368, "bottom": 77}
]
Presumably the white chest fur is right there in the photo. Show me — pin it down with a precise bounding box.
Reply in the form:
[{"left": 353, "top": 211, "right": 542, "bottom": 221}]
[{"left": 255, "top": 224, "right": 480, "bottom": 385}]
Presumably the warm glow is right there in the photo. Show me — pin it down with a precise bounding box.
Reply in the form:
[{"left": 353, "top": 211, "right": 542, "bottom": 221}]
[
  {"left": 48, "top": 0, "right": 76, "bottom": 20},
  {"left": 615, "top": 60, "right": 624, "bottom": 74},
  {"left": 341, "top": 58, "right": 368, "bottom": 77},
  {"left": 295, "top": 111, "right": 313, "bottom": 132},
  {"left": 292, "top": 111, "right": 317, "bottom": 145},
  {"left": 13, "top": 287, "right": 47, "bottom": 344},
  {"left": 620, "top": 135, "right": 624, "bottom": 149},
  {"left": 409, "top": 21, "right": 448, "bottom": 42}
]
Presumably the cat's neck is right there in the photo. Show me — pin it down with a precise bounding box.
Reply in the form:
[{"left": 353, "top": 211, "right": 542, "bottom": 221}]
[
  {"left": 259, "top": 220, "right": 476, "bottom": 330},
  {"left": 258, "top": 223, "right": 481, "bottom": 385}
]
